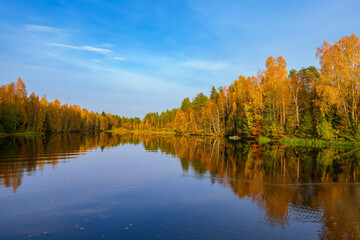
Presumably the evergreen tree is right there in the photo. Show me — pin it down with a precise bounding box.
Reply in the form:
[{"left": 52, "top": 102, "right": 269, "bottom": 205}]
[
  {"left": 0, "top": 103, "right": 19, "bottom": 132},
  {"left": 180, "top": 98, "right": 192, "bottom": 112},
  {"left": 192, "top": 93, "right": 208, "bottom": 111},
  {"left": 210, "top": 86, "right": 218, "bottom": 101}
]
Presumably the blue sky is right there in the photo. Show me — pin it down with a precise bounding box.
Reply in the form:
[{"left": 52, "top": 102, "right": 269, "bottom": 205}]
[{"left": 1, "top": 0, "right": 359, "bottom": 117}]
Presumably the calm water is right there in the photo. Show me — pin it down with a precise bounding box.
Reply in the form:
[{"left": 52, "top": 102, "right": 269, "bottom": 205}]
[{"left": 1, "top": 134, "right": 360, "bottom": 240}]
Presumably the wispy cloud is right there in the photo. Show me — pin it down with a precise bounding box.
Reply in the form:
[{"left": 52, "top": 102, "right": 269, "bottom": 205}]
[
  {"left": 49, "top": 43, "right": 112, "bottom": 54},
  {"left": 101, "top": 43, "right": 116, "bottom": 48},
  {"left": 24, "top": 24, "right": 60, "bottom": 33},
  {"left": 113, "top": 56, "right": 126, "bottom": 61},
  {"left": 182, "top": 60, "right": 229, "bottom": 70}
]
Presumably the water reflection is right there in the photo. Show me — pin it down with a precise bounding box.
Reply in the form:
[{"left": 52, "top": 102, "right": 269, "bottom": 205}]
[
  {"left": 1, "top": 133, "right": 360, "bottom": 239},
  {"left": 0, "top": 133, "right": 124, "bottom": 191}
]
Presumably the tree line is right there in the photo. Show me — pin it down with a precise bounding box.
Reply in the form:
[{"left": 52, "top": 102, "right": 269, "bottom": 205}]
[
  {"left": 1, "top": 34, "right": 360, "bottom": 140},
  {"left": 0, "top": 79, "right": 143, "bottom": 133},
  {"left": 165, "top": 33, "right": 360, "bottom": 141}
]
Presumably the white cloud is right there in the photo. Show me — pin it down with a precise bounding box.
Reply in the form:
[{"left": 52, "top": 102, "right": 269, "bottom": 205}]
[
  {"left": 182, "top": 60, "right": 229, "bottom": 70},
  {"left": 49, "top": 43, "right": 112, "bottom": 54},
  {"left": 24, "top": 24, "right": 60, "bottom": 33},
  {"left": 101, "top": 43, "right": 116, "bottom": 48},
  {"left": 113, "top": 56, "right": 126, "bottom": 61}
]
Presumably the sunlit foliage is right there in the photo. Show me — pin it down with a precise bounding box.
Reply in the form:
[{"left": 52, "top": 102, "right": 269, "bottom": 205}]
[{"left": 1, "top": 34, "right": 360, "bottom": 141}]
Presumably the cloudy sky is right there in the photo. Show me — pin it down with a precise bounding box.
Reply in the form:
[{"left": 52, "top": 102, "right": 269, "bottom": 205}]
[{"left": 1, "top": 0, "right": 359, "bottom": 117}]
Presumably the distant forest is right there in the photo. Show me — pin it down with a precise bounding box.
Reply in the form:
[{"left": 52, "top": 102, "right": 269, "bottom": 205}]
[{"left": 1, "top": 34, "right": 360, "bottom": 141}]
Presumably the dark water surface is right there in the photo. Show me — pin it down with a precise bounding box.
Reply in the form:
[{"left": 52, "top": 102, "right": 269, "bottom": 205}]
[{"left": 1, "top": 134, "right": 360, "bottom": 240}]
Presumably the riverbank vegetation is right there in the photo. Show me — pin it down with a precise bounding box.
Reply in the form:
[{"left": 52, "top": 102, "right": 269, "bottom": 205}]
[
  {"left": 1, "top": 34, "right": 360, "bottom": 143},
  {"left": 107, "top": 127, "right": 175, "bottom": 135},
  {"left": 158, "top": 33, "right": 360, "bottom": 142}
]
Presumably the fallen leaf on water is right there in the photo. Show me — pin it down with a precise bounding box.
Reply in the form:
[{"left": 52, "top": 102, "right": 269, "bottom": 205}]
[
  {"left": 74, "top": 224, "right": 79, "bottom": 228},
  {"left": 124, "top": 227, "right": 129, "bottom": 230},
  {"left": 43, "top": 232, "right": 47, "bottom": 234},
  {"left": 28, "top": 235, "right": 32, "bottom": 237},
  {"left": 80, "top": 227, "right": 84, "bottom": 230},
  {"left": 129, "top": 224, "right": 132, "bottom": 226},
  {"left": 53, "top": 200, "right": 56, "bottom": 202}
]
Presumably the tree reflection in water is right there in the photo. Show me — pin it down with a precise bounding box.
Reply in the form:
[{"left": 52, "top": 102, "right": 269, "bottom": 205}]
[{"left": 0, "top": 133, "right": 359, "bottom": 239}]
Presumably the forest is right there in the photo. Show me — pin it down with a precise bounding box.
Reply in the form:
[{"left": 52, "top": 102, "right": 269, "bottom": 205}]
[
  {"left": 0, "top": 78, "right": 144, "bottom": 134},
  {"left": 1, "top": 34, "right": 360, "bottom": 141}
]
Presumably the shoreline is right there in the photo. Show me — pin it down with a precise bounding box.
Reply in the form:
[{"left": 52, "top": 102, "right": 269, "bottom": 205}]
[
  {"left": 0, "top": 132, "right": 44, "bottom": 137},
  {"left": 3, "top": 129, "right": 360, "bottom": 149},
  {"left": 106, "top": 128, "right": 176, "bottom": 135}
]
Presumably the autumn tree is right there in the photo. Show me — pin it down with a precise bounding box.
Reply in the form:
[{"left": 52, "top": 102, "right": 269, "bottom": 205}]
[
  {"left": 14, "top": 78, "right": 28, "bottom": 130},
  {"left": 263, "top": 56, "right": 290, "bottom": 137},
  {"left": 174, "top": 110, "right": 187, "bottom": 133},
  {"left": 316, "top": 34, "right": 360, "bottom": 130},
  {"left": 1, "top": 34, "right": 359, "bottom": 140}
]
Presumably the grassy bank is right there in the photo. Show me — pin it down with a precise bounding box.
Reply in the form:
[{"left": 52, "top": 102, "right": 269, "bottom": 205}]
[
  {"left": 257, "top": 136, "right": 272, "bottom": 144},
  {"left": 0, "top": 131, "right": 44, "bottom": 137},
  {"left": 254, "top": 136, "right": 360, "bottom": 148},
  {"left": 1, "top": 128, "right": 176, "bottom": 137},
  {"left": 107, "top": 128, "right": 176, "bottom": 135},
  {"left": 277, "top": 138, "right": 360, "bottom": 148}
]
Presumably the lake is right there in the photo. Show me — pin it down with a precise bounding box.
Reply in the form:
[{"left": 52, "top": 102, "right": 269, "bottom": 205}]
[{"left": 0, "top": 133, "right": 359, "bottom": 239}]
